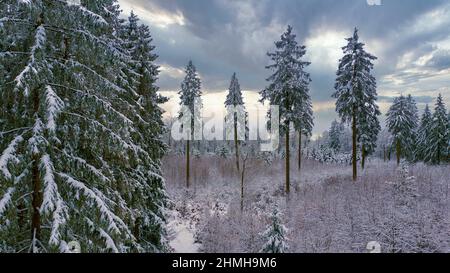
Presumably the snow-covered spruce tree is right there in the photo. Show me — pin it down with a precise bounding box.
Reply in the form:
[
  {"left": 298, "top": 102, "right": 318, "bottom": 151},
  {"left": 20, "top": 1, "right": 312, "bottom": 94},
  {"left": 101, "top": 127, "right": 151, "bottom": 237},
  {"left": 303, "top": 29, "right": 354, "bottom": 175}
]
[
  {"left": 328, "top": 120, "right": 343, "bottom": 152},
  {"left": 424, "top": 94, "right": 449, "bottom": 164},
  {"left": 406, "top": 94, "right": 419, "bottom": 161},
  {"left": 121, "top": 12, "right": 169, "bottom": 250},
  {"left": 332, "top": 28, "right": 378, "bottom": 180},
  {"left": 178, "top": 61, "right": 202, "bottom": 188},
  {"left": 225, "top": 73, "right": 246, "bottom": 172},
  {"left": 386, "top": 95, "right": 419, "bottom": 165},
  {"left": 0, "top": 0, "right": 168, "bottom": 252},
  {"left": 260, "top": 25, "right": 312, "bottom": 194},
  {"left": 358, "top": 105, "right": 381, "bottom": 169},
  {"left": 260, "top": 208, "right": 289, "bottom": 253},
  {"left": 415, "top": 104, "right": 432, "bottom": 162},
  {"left": 217, "top": 146, "right": 229, "bottom": 159}
]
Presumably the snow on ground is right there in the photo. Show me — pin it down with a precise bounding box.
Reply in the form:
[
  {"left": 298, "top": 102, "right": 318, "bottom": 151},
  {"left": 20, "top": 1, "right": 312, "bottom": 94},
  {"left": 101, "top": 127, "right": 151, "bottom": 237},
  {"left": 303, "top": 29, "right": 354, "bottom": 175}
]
[
  {"left": 167, "top": 211, "right": 201, "bottom": 253},
  {"left": 163, "top": 155, "right": 450, "bottom": 253}
]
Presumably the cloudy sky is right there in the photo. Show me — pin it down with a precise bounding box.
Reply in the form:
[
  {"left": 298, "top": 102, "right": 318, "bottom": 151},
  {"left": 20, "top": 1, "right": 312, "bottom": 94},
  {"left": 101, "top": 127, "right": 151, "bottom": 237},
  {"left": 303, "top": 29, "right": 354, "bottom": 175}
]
[{"left": 117, "top": 0, "right": 450, "bottom": 136}]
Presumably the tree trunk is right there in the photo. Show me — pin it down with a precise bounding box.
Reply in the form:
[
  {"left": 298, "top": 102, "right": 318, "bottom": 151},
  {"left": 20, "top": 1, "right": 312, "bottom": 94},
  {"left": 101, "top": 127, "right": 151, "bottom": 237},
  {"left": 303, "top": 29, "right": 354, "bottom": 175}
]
[
  {"left": 31, "top": 87, "right": 42, "bottom": 252},
  {"left": 285, "top": 127, "right": 290, "bottom": 194},
  {"left": 240, "top": 161, "right": 245, "bottom": 212},
  {"left": 186, "top": 139, "right": 190, "bottom": 188},
  {"left": 234, "top": 120, "right": 240, "bottom": 172},
  {"left": 168, "top": 129, "right": 171, "bottom": 148},
  {"left": 298, "top": 132, "right": 302, "bottom": 171},
  {"left": 383, "top": 146, "right": 386, "bottom": 162},
  {"left": 361, "top": 145, "right": 366, "bottom": 170},
  {"left": 396, "top": 140, "right": 401, "bottom": 165},
  {"left": 352, "top": 109, "right": 357, "bottom": 181},
  {"left": 31, "top": 154, "right": 42, "bottom": 251},
  {"left": 437, "top": 144, "right": 441, "bottom": 164},
  {"left": 133, "top": 217, "right": 141, "bottom": 241}
]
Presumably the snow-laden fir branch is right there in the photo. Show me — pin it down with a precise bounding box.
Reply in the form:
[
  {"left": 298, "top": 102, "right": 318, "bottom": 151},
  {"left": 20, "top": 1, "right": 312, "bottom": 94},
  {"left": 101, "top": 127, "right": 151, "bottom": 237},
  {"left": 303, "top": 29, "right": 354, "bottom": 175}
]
[
  {"left": 63, "top": 59, "right": 136, "bottom": 96},
  {"left": 14, "top": 24, "right": 46, "bottom": 95},
  {"left": 98, "top": 228, "right": 119, "bottom": 253},
  {"left": 47, "top": 83, "right": 134, "bottom": 127},
  {"left": 0, "top": 134, "right": 24, "bottom": 179},
  {"left": 40, "top": 154, "right": 58, "bottom": 214},
  {"left": 0, "top": 187, "right": 15, "bottom": 218},
  {"left": 28, "top": 118, "right": 47, "bottom": 155},
  {"left": 45, "top": 85, "right": 64, "bottom": 133},
  {"left": 62, "top": 111, "right": 148, "bottom": 157},
  {"left": 59, "top": 149, "right": 111, "bottom": 183},
  {"left": 40, "top": 154, "right": 68, "bottom": 246},
  {"left": 0, "top": 127, "right": 31, "bottom": 137},
  {"left": 73, "top": 5, "right": 107, "bottom": 25},
  {"left": 58, "top": 172, "right": 130, "bottom": 235}
]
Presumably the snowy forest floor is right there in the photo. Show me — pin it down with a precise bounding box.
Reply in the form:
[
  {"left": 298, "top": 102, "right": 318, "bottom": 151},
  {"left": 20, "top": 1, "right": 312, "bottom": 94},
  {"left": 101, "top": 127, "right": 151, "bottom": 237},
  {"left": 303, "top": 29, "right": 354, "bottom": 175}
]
[{"left": 163, "top": 155, "right": 450, "bottom": 253}]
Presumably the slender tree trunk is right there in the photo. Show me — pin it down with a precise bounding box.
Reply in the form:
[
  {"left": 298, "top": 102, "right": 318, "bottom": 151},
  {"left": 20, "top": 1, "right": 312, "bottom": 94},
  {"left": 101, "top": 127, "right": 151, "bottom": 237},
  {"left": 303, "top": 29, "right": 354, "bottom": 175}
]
[
  {"left": 383, "top": 146, "right": 386, "bottom": 162},
  {"left": 31, "top": 87, "right": 42, "bottom": 252},
  {"left": 285, "top": 127, "right": 290, "bottom": 195},
  {"left": 298, "top": 132, "right": 302, "bottom": 171},
  {"left": 352, "top": 109, "right": 357, "bottom": 181},
  {"left": 186, "top": 139, "right": 190, "bottom": 188},
  {"left": 437, "top": 144, "right": 441, "bottom": 164},
  {"left": 17, "top": 202, "right": 26, "bottom": 231},
  {"left": 361, "top": 145, "right": 366, "bottom": 170},
  {"left": 31, "top": 154, "right": 42, "bottom": 251},
  {"left": 234, "top": 121, "right": 240, "bottom": 172},
  {"left": 133, "top": 217, "right": 141, "bottom": 241},
  {"left": 240, "top": 161, "right": 245, "bottom": 212},
  {"left": 168, "top": 129, "right": 171, "bottom": 148},
  {"left": 396, "top": 140, "right": 401, "bottom": 165}
]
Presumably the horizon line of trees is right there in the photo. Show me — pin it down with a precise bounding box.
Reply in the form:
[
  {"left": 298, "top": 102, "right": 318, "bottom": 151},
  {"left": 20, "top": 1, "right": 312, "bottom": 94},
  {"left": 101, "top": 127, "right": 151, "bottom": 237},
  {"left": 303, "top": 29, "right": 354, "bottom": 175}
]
[{"left": 322, "top": 92, "right": 450, "bottom": 165}]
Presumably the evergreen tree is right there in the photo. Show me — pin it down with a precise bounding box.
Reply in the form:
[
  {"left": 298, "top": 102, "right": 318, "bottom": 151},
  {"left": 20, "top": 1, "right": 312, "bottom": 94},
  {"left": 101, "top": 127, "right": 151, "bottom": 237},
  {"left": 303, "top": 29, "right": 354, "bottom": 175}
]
[
  {"left": 406, "top": 94, "right": 419, "bottom": 161},
  {"left": 260, "top": 25, "right": 312, "bottom": 194},
  {"left": 328, "top": 120, "right": 343, "bottom": 152},
  {"left": 359, "top": 107, "right": 381, "bottom": 169},
  {"left": 332, "top": 28, "right": 378, "bottom": 180},
  {"left": 0, "top": 0, "right": 167, "bottom": 252},
  {"left": 178, "top": 61, "right": 202, "bottom": 188},
  {"left": 424, "top": 94, "right": 449, "bottom": 164},
  {"left": 386, "top": 95, "right": 419, "bottom": 165},
  {"left": 217, "top": 146, "right": 229, "bottom": 159},
  {"left": 260, "top": 208, "right": 289, "bottom": 253},
  {"left": 415, "top": 104, "right": 432, "bottom": 162},
  {"left": 225, "top": 73, "right": 246, "bottom": 172},
  {"left": 121, "top": 11, "right": 169, "bottom": 251}
]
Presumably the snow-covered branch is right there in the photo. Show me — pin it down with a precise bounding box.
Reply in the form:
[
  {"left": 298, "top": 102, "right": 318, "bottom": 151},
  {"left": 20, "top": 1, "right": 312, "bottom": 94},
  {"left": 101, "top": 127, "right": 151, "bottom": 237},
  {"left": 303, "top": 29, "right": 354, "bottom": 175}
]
[
  {"left": 0, "top": 134, "right": 24, "bottom": 179},
  {"left": 58, "top": 172, "right": 129, "bottom": 235},
  {"left": 45, "top": 85, "right": 64, "bottom": 133},
  {"left": 0, "top": 187, "right": 15, "bottom": 218},
  {"left": 40, "top": 154, "right": 68, "bottom": 246},
  {"left": 14, "top": 24, "right": 46, "bottom": 95}
]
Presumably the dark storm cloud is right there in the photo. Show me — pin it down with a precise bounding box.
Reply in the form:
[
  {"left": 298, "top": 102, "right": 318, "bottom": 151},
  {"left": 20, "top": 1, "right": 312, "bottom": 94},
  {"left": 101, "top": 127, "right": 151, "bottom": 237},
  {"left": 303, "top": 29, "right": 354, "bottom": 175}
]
[{"left": 427, "top": 50, "right": 450, "bottom": 70}]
